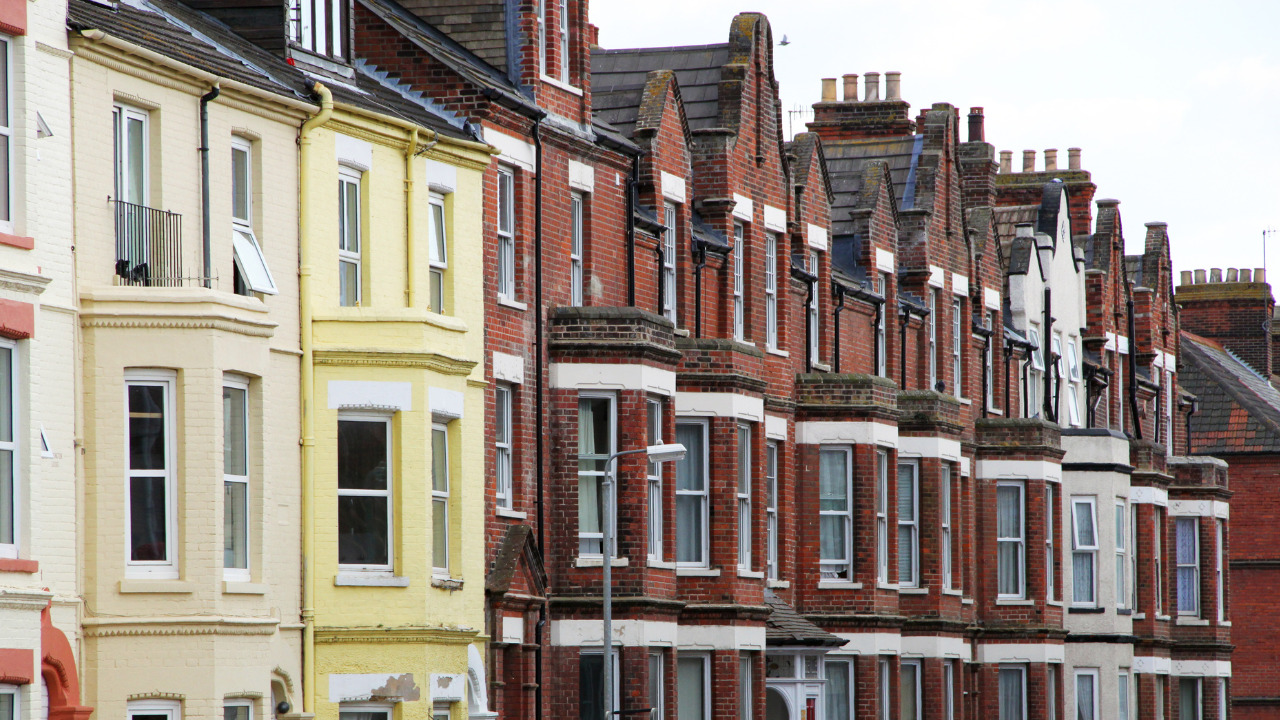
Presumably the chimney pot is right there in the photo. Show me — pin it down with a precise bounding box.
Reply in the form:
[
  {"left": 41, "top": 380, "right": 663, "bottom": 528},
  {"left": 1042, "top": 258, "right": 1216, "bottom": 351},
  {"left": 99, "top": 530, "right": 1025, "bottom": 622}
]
[
  {"left": 1194, "top": 269, "right": 1206, "bottom": 284},
  {"left": 1044, "top": 149, "right": 1058, "bottom": 171},
  {"left": 1068, "top": 147, "right": 1081, "bottom": 170},
  {"left": 1241, "top": 269, "right": 1253, "bottom": 282},
  {"left": 821, "top": 78, "right": 837, "bottom": 102},
  {"left": 1180, "top": 271, "right": 1193, "bottom": 286},
  {"left": 967, "top": 107, "right": 985, "bottom": 142},
  {"left": 999, "top": 151, "right": 1012, "bottom": 174},
  {"left": 864, "top": 72, "right": 881, "bottom": 102},
  {"left": 1227, "top": 268, "right": 1239, "bottom": 282},
  {"left": 1210, "top": 268, "right": 1223, "bottom": 283},
  {"left": 842, "top": 74, "right": 858, "bottom": 102},
  {"left": 884, "top": 71, "right": 902, "bottom": 101},
  {"left": 1257, "top": 268, "right": 1267, "bottom": 284},
  {"left": 1022, "top": 150, "right": 1036, "bottom": 172}
]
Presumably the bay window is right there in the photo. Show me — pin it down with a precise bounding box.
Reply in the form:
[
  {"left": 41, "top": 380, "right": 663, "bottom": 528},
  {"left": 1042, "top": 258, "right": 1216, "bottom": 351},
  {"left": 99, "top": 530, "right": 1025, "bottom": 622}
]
[
  {"left": 819, "top": 447, "right": 853, "bottom": 579},
  {"left": 675, "top": 420, "right": 708, "bottom": 566},
  {"left": 824, "top": 659, "right": 852, "bottom": 720},
  {"left": 766, "top": 441, "right": 779, "bottom": 580},
  {"left": 1177, "top": 517, "right": 1200, "bottom": 615},
  {"left": 1072, "top": 497, "right": 1098, "bottom": 606},
  {"left": 0, "top": 343, "right": 14, "bottom": 558},
  {"left": 1116, "top": 500, "right": 1127, "bottom": 608},
  {"left": 127, "top": 372, "right": 177, "bottom": 577},
  {"left": 900, "top": 660, "right": 921, "bottom": 720},
  {"left": 223, "top": 379, "right": 250, "bottom": 581},
  {"left": 999, "top": 666, "right": 1026, "bottom": 720},
  {"left": 1075, "top": 669, "right": 1098, "bottom": 720},
  {"left": 876, "top": 448, "right": 889, "bottom": 582},
  {"left": 998, "top": 481, "right": 1025, "bottom": 598},
  {"left": 432, "top": 423, "right": 450, "bottom": 575},
  {"left": 737, "top": 423, "right": 752, "bottom": 571},
  {"left": 647, "top": 398, "right": 662, "bottom": 560},
  {"left": 677, "top": 654, "right": 710, "bottom": 720},
  {"left": 577, "top": 394, "right": 615, "bottom": 556},
  {"left": 337, "top": 414, "right": 392, "bottom": 570},
  {"left": 898, "top": 460, "right": 919, "bottom": 587},
  {"left": 941, "top": 464, "right": 952, "bottom": 589}
]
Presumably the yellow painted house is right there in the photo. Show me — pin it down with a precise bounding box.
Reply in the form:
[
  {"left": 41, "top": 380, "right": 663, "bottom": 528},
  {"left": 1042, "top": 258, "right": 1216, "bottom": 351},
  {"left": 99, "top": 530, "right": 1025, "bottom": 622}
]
[{"left": 298, "top": 81, "right": 496, "bottom": 720}]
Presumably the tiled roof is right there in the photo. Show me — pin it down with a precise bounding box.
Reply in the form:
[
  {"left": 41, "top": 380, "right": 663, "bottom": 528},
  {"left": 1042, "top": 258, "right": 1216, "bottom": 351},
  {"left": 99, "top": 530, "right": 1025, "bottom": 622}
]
[
  {"left": 824, "top": 136, "right": 921, "bottom": 234},
  {"left": 1182, "top": 331, "right": 1280, "bottom": 454},
  {"left": 590, "top": 43, "right": 730, "bottom": 138},
  {"left": 764, "top": 590, "right": 845, "bottom": 647}
]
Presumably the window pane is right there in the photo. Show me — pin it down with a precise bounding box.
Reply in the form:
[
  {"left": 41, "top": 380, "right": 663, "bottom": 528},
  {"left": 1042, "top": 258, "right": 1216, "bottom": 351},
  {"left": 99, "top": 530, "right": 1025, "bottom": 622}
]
[
  {"left": 1180, "top": 679, "right": 1199, "bottom": 720},
  {"left": 0, "top": 136, "right": 9, "bottom": 223},
  {"left": 0, "top": 449, "right": 11, "bottom": 544},
  {"left": 825, "top": 662, "right": 850, "bottom": 720},
  {"left": 677, "top": 658, "right": 706, "bottom": 720},
  {"left": 338, "top": 421, "right": 388, "bottom": 490},
  {"left": 580, "top": 654, "right": 604, "bottom": 720},
  {"left": 223, "top": 386, "right": 248, "bottom": 475},
  {"left": 232, "top": 147, "right": 250, "bottom": 222},
  {"left": 432, "top": 202, "right": 447, "bottom": 262},
  {"left": 129, "top": 476, "right": 168, "bottom": 561},
  {"left": 1074, "top": 502, "right": 1095, "bottom": 546},
  {"left": 337, "top": 495, "right": 388, "bottom": 566},
  {"left": 432, "top": 428, "right": 448, "bottom": 493},
  {"left": 1073, "top": 553, "right": 1095, "bottom": 603},
  {"left": 129, "top": 385, "right": 167, "bottom": 470},
  {"left": 819, "top": 451, "right": 848, "bottom": 511},
  {"left": 127, "top": 117, "right": 146, "bottom": 204},
  {"left": 999, "top": 669, "right": 1024, "bottom": 720},
  {"left": 433, "top": 497, "right": 448, "bottom": 570},
  {"left": 676, "top": 424, "right": 705, "bottom": 492},
  {"left": 1076, "top": 674, "right": 1095, "bottom": 720},
  {"left": 0, "top": 40, "right": 8, "bottom": 128},
  {"left": 339, "top": 259, "right": 359, "bottom": 306},
  {"left": 224, "top": 480, "right": 248, "bottom": 569},
  {"left": 225, "top": 707, "right": 249, "bottom": 720},
  {"left": 900, "top": 664, "right": 918, "bottom": 720}
]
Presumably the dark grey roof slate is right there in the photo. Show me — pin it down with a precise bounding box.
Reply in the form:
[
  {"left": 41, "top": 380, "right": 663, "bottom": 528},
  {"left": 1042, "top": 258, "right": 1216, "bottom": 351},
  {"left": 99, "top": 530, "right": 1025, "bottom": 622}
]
[
  {"left": 764, "top": 590, "right": 845, "bottom": 647},
  {"left": 1125, "top": 255, "right": 1144, "bottom": 287},
  {"left": 824, "top": 136, "right": 921, "bottom": 234},
  {"left": 1182, "top": 332, "right": 1280, "bottom": 454},
  {"left": 590, "top": 43, "right": 730, "bottom": 138}
]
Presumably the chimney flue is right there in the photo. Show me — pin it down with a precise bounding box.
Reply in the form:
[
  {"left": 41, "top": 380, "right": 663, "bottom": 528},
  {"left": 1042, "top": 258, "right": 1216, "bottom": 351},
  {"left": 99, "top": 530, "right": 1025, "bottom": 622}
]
[
  {"left": 864, "top": 72, "right": 881, "bottom": 102},
  {"left": 1241, "top": 269, "right": 1253, "bottom": 282},
  {"left": 999, "top": 151, "right": 1012, "bottom": 174},
  {"left": 1257, "top": 268, "right": 1267, "bottom": 284},
  {"left": 1194, "top": 269, "right": 1206, "bottom": 284},
  {"left": 842, "top": 74, "right": 858, "bottom": 102},
  {"left": 1068, "top": 147, "right": 1081, "bottom": 170},
  {"left": 1210, "top": 268, "right": 1223, "bottom": 283},
  {"left": 1044, "top": 149, "right": 1058, "bottom": 171},
  {"left": 821, "top": 78, "right": 837, "bottom": 102},
  {"left": 1228, "top": 268, "right": 1239, "bottom": 282},
  {"left": 1180, "top": 271, "right": 1193, "bottom": 286},
  {"left": 884, "top": 72, "right": 901, "bottom": 101},
  {"left": 967, "top": 107, "right": 985, "bottom": 142},
  {"left": 1022, "top": 150, "right": 1036, "bottom": 172}
]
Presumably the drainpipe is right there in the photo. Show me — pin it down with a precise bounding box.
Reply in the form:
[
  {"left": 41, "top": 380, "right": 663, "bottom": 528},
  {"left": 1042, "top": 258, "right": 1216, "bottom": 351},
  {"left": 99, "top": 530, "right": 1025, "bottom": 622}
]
[
  {"left": 626, "top": 153, "right": 638, "bottom": 306},
  {"left": 1042, "top": 287, "right": 1055, "bottom": 421},
  {"left": 973, "top": 320, "right": 993, "bottom": 418},
  {"left": 693, "top": 244, "right": 708, "bottom": 337},
  {"left": 199, "top": 83, "right": 221, "bottom": 288},
  {"left": 297, "top": 81, "right": 332, "bottom": 716},
  {"left": 531, "top": 116, "right": 547, "bottom": 720},
  {"left": 872, "top": 302, "right": 883, "bottom": 377},
  {"left": 1127, "top": 295, "right": 1142, "bottom": 439},
  {"left": 654, "top": 234, "right": 665, "bottom": 316},
  {"left": 831, "top": 286, "right": 845, "bottom": 373},
  {"left": 899, "top": 306, "right": 909, "bottom": 387},
  {"left": 404, "top": 129, "right": 418, "bottom": 307}
]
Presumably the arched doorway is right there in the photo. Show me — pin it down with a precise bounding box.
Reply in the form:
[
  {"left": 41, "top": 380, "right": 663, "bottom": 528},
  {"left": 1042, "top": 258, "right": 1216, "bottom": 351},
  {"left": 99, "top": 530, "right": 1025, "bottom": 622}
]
[
  {"left": 766, "top": 687, "right": 791, "bottom": 720},
  {"left": 40, "top": 606, "right": 92, "bottom": 720}
]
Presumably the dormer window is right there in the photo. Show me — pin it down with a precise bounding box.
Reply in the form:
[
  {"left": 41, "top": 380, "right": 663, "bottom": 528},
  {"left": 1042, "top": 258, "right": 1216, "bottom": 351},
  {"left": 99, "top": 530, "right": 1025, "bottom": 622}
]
[
  {"left": 538, "top": 0, "right": 572, "bottom": 85},
  {"left": 292, "top": 0, "right": 346, "bottom": 60}
]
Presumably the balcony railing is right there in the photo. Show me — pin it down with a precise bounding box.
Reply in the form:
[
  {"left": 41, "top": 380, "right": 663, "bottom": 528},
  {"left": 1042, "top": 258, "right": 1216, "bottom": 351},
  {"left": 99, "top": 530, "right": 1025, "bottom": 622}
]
[{"left": 113, "top": 198, "right": 190, "bottom": 287}]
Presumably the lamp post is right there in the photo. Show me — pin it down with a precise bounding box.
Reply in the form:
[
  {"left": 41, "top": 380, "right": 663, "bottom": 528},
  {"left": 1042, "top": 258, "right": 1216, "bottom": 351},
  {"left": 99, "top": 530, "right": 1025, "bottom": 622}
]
[{"left": 600, "top": 442, "right": 687, "bottom": 720}]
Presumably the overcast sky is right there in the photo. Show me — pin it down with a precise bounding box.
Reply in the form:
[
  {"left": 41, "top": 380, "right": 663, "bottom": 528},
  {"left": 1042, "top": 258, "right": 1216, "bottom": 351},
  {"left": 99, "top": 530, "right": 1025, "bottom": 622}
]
[{"left": 591, "top": 0, "right": 1280, "bottom": 286}]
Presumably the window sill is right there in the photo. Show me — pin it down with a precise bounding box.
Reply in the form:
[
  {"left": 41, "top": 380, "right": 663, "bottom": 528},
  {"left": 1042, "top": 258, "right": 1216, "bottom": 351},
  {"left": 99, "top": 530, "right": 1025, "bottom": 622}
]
[
  {"left": 334, "top": 572, "right": 410, "bottom": 587},
  {"left": 996, "top": 598, "right": 1034, "bottom": 606},
  {"left": 1156, "top": 613, "right": 1172, "bottom": 621},
  {"left": 575, "top": 556, "right": 628, "bottom": 568},
  {"left": 0, "top": 558, "right": 38, "bottom": 573},
  {"left": 223, "top": 581, "right": 268, "bottom": 595},
  {"left": 767, "top": 579, "right": 791, "bottom": 589},
  {"left": 961, "top": 598, "right": 974, "bottom": 605},
  {"left": 1068, "top": 606, "right": 1105, "bottom": 614},
  {"left": 496, "top": 507, "right": 527, "bottom": 519},
  {"left": 0, "top": 232, "right": 34, "bottom": 250},
  {"left": 1220, "top": 620, "right": 1232, "bottom": 627},
  {"left": 431, "top": 576, "right": 464, "bottom": 591},
  {"left": 119, "top": 579, "right": 194, "bottom": 594},
  {"left": 899, "top": 587, "right": 929, "bottom": 595},
  {"left": 811, "top": 362, "right": 832, "bottom": 372},
  {"left": 877, "top": 582, "right": 899, "bottom": 591},
  {"left": 737, "top": 569, "right": 765, "bottom": 579},
  {"left": 987, "top": 408, "right": 1004, "bottom": 416},
  {"left": 817, "top": 580, "right": 863, "bottom": 590},
  {"left": 1132, "top": 612, "right": 1146, "bottom": 620},
  {"left": 674, "top": 328, "right": 691, "bottom": 338},
  {"left": 1047, "top": 600, "right": 1064, "bottom": 607},
  {"left": 957, "top": 397, "right": 972, "bottom": 405},
  {"left": 676, "top": 567, "right": 720, "bottom": 577},
  {"left": 497, "top": 296, "right": 528, "bottom": 311},
  {"left": 646, "top": 558, "right": 676, "bottom": 569},
  {"left": 1175, "top": 616, "right": 1209, "bottom": 626},
  {"left": 766, "top": 347, "right": 789, "bottom": 358},
  {"left": 942, "top": 588, "right": 963, "bottom": 596},
  {"left": 1117, "top": 607, "right": 1133, "bottom": 616},
  {"left": 539, "top": 74, "right": 584, "bottom": 96}
]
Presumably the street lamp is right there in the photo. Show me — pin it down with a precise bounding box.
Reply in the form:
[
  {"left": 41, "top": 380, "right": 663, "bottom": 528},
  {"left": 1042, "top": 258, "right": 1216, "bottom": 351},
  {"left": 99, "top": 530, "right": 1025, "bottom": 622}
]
[{"left": 600, "top": 441, "right": 686, "bottom": 720}]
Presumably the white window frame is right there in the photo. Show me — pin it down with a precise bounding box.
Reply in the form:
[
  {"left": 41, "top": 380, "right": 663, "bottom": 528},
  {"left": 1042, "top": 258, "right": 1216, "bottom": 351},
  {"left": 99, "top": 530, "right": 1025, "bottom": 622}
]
[
  {"left": 570, "top": 192, "right": 584, "bottom": 307},
  {"left": 1027, "top": 326, "right": 1043, "bottom": 417},
  {"left": 1218, "top": 678, "right": 1227, "bottom": 720},
  {"left": 733, "top": 222, "right": 745, "bottom": 341},
  {"left": 764, "top": 232, "right": 778, "bottom": 350},
  {"left": 1119, "top": 671, "right": 1131, "bottom": 720},
  {"left": 675, "top": 419, "right": 709, "bottom": 567},
  {"left": 646, "top": 398, "right": 663, "bottom": 561},
  {"left": 766, "top": 440, "right": 779, "bottom": 580},
  {"left": 1131, "top": 503, "right": 1139, "bottom": 609},
  {"left": 580, "top": 649, "right": 620, "bottom": 720},
  {"left": 900, "top": 659, "right": 922, "bottom": 720},
  {"left": 128, "top": 699, "right": 181, "bottom": 720},
  {"left": 662, "top": 202, "right": 677, "bottom": 323},
  {"left": 878, "top": 659, "right": 891, "bottom": 720},
  {"left": 294, "top": 0, "right": 344, "bottom": 58},
  {"left": 1177, "top": 516, "right": 1201, "bottom": 616},
  {"left": 928, "top": 289, "right": 938, "bottom": 390},
  {"left": 897, "top": 460, "right": 919, "bottom": 588},
  {"left": 943, "top": 660, "right": 955, "bottom": 720},
  {"left": 677, "top": 653, "right": 711, "bottom": 720},
  {"left": 808, "top": 251, "right": 820, "bottom": 362},
  {"left": 1180, "top": 677, "right": 1202, "bottom": 720},
  {"left": 1071, "top": 497, "right": 1099, "bottom": 606},
  {"left": 997, "top": 481, "right": 1026, "bottom": 599},
  {"left": 224, "top": 699, "right": 252, "bottom": 720},
  {"left": 998, "top": 665, "right": 1027, "bottom": 720},
  {"left": 0, "top": 341, "right": 17, "bottom": 559},
  {"left": 648, "top": 652, "right": 664, "bottom": 720},
  {"left": 338, "top": 703, "right": 391, "bottom": 720},
  {"left": 876, "top": 273, "right": 889, "bottom": 377},
  {"left": 1116, "top": 500, "right": 1128, "bottom": 609},
  {"left": 986, "top": 310, "right": 996, "bottom": 408},
  {"left": 819, "top": 446, "right": 854, "bottom": 580},
  {"left": 876, "top": 448, "right": 889, "bottom": 583},
  {"left": 738, "top": 655, "right": 752, "bottom": 720},
  {"left": 113, "top": 103, "right": 150, "bottom": 206},
  {"left": 557, "top": 0, "right": 570, "bottom": 83},
  {"left": 941, "top": 463, "right": 952, "bottom": 590},
  {"left": 1216, "top": 519, "right": 1225, "bottom": 622},
  {"left": 431, "top": 422, "right": 450, "bottom": 576},
  {"left": 1156, "top": 675, "right": 1166, "bottom": 720},
  {"left": 231, "top": 141, "right": 276, "bottom": 298},
  {"left": 952, "top": 296, "right": 964, "bottom": 397},
  {"left": 0, "top": 37, "right": 11, "bottom": 232},
  {"left": 0, "top": 683, "right": 17, "bottom": 720},
  {"left": 231, "top": 136, "right": 253, "bottom": 227},
  {"left": 337, "top": 412, "right": 394, "bottom": 572},
  {"left": 1066, "top": 336, "right": 1082, "bottom": 427},
  {"left": 1046, "top": 484, "right": 1057, "bottom": 602},
  {"left": 577, "top": 393, "right": 616, "bottom": 557},
  {"left": 496, "top": 166, "right": 516, "bottom": 300},
  {"left": 428, "top": 192, "right": 449, "bottom": 313},
  {"left": 495, "top": 384, "right": 513, "bottom": 510},
  {"left": 125, "top": 371, "right": 178, "bottom": 578},
  {"left": 1048, "top": 664, "right": 1058, "bottom": 720},
  {"left": 1075, "top": 669, "right": 1099, "bottom": 720},
  {"left": 1052, "top": 333, "right": 1065, "bottom": 421},
  {"left": 223, "top": 377, "right": 251, "bottom": 582},
  {"left": 1155, "top": 510, "right": 1165, "bottom": 614},
  {"left": 338, "top": 166, "right": 362, "bottom": 307},
  {"left": 824, "top": 658, "right": 854, "bottom": 720},
  {"left": 736, "top": 423, "right": 752, "bottom": 571},
  {"left": 536, "top": 0, "right": 547, "bottom": 75}
]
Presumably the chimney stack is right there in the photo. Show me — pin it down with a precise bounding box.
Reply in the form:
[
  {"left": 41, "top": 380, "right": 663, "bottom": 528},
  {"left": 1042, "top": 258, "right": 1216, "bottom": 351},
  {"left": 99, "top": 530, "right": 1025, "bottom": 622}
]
[
  {"left": 1068, "top": 147, "right": 1081, "bottom": 170},
  {"left": 1022, "top": 150, "right": 1036, "bottom": 172},
  {"left": 842, "top": 74, "right": 858, "bottom": 102},
  {"left": 967, "top": 107, "right": 985, "bottom": 142},
  {"left": 864, "top": 72, "right": 881, "bottom": 101},
  {"left": 884, "top": 72, "right": 901, "bottom": 101},
  {"left": 821, "top": 78, "right": 837, "bottom": 102},
  {"left": 999, "top": 151, "right": 1012, "bottom": 174},
  {"left": 1178, "top": 265, "right": 1276, "bottom": 377},
  {"left": 1044, "top": 149, "right": 1058, "bottom": 171}
]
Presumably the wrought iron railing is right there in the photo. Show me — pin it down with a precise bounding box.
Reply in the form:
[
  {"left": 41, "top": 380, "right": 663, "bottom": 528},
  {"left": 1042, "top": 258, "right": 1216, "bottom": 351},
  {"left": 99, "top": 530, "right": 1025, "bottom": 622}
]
[{"left": 112, "top": 198, "right": 186, "bottom": 287}]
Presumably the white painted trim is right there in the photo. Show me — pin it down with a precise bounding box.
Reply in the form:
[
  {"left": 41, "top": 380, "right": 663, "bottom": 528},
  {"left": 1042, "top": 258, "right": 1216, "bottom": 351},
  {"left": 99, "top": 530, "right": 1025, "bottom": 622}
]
[
  {"left": 550, "top": 620, "right": 763, "bottom": 650},
  {"left": 485, "top": 128, "right": 537, "bottom": 172},
  {"left": 1171, "top": 660, "right": 1231, "bottom": 678},
  {"left": 975, "top": 642, "right": 1065, "bottom": 664},
  {"left": 928, "top": 266, "right": 945, "bottom": 288},
  {"left": 897, "top": 436, "right": 962, "bottom": 462},
  {"left": 1132, "top": 656, "right": 1172, "bottom": 675},
  {"left": 975, "top": 459, "right": 1062, "bottom": 483},
  {"left": 551, "top": 363, "right": 676, "bottom": 396},
  {"left": 660, "top": 172, "right": 686, "bottom": 203},
  {"left": 1169, "top": 499, "right": 1229, "bottom": 519},
  {"left": 807, "top": 223, "right": 828, "bottom": 252},
  {"left": 329, "top": 674, "right": 413, "bottom": 703},
  {"left": 335, "top": 133, "right": 372, "bottom": 172},
  {"left": 763, "top": 204, "right": 787, "bottom": 233},
  {"left": 424, "top": 158, "right": 457, "bottom": 193},
  {"left": 984, "top": 287, "right": 1001, "bottom": 311},
  {"left": 678, "top": 624, "right": 766, "bottom": 651},
  {"left": 830, "top": 632, "right": 901, "bottom": 656},
  {"left": 1105, "top": 332, "right": 1130, "bottom": 355},
  {"left": 1129, "top": 486, "right": 1169, "bottom": 507},
  {"left": 732, "top": 193, "right": 754, "bottom": 221},
  {"left": 328, "top": 380, "right": 412, "bottom": 411},
  {"left": 795, "top": 420, "right": 898, "bottom": 448},
  {"left": 899, "top": 635, "right": 972, "bottom": 661},
  {"left": 430, "top": 673, "right": 466, "bottom": 702},
  {"left": 1153, "top": 350, "right": 1177, "bottom": 370},
  {"left": 951, "top": 273, "right": 969, "bottom": 296},
  {"left": 960, "top": 456, "right": 971, "bottom": 477},
  {"left": 568, "top": 160, "right": 595, "bottom": 192},
  {"left": 875, "top": 248, "right": 895, "bottom": 273},
  {"left": 429, "top": 387, "right": 465, "bottom": 420},
  {"left": 492, "top": 351, "right": 525, "bottom": 385},
  {"left": 765, "top": 414, "right": 788, "bottom": 441},
  {"left": 502, "top": 615, "right": 524, "bottom": 644},
  {"left": 676, "top": 391, "right": 764, "bottom": 422}
]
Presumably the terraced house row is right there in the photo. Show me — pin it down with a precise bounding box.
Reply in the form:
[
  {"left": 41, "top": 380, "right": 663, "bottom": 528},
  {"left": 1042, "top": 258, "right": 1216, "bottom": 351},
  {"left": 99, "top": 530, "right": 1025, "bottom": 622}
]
[{"left": 0, "top": 0, "right": 1242, "bottom": 719}]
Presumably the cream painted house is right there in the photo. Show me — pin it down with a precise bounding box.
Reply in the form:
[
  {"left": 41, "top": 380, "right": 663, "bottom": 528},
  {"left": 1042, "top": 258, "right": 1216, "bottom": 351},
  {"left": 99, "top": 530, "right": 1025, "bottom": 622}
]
[{"left": 67, "top": 0, "right": 313, "bottom": 718}]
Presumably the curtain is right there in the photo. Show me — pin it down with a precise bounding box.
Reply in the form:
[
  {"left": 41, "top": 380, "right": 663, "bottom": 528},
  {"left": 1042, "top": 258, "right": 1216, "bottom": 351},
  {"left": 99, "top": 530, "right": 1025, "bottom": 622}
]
[
  {"left": 1177, "top": 518, "right": 1199, "bottom": 613},
  {"left": 1076, "top": 674, "right": 1094, "bottom": 720},
  {"left": 1179, "top": 678, "right": 1199, "bottom": 720},
  {"left": 676, "top": 424, "right": 705, "bottom": 564},
  {"left": 898, "top": 464, "right": 916, "bottom": 584},
  {"left": 997, "top": 485, "right": 1021, "bottom": 595},
  {"left": 578, "top": 400, "right": 603, "bottom": 543},
  {"left": 825, "top": 662, "right": 850, "bottom": 720},
  {"left": 999, "top": 669, "right": 1023, "bottom": 720},
  {"left": 677, "top": 657, "right": 705, "bottom": 720},
  {"left": 819, "top": 450, "right": 847, "bottom": 570},
  {"left": 900, "top": 664, "right": 918, "bottom": 720}
]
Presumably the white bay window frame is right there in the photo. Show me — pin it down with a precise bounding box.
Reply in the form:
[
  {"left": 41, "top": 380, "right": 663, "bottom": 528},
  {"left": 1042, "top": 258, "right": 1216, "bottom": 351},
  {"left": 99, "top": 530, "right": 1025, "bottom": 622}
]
[
  {"left": 337, "top": 166, "right": 362, "bottom": 307},
  {"left": 1177, "top": 516, "right": 1201, "bottom": 616},
  {"left": 736, "top": 423, "right": 752, "bottom": 571},
  {"left": 570, "top": 191, "right": 584, "bottom": 307},
  {"left": 125, "top": 371, "right": 178, "bottom": 578},
  {"left": 431, "top": 423, "right": 450, "bottom": 576},
  {"left": 766, "top": 440, "right": 779, "bottom": 580},
  {"left": 661, "top": 202, "right": 677, "bottom": 323},
  {"left": 732, "top": 222, "right": 745, "bottom": 341},
  {"left": 223, "top": 377, "right": 250, "bottom": 582},
  {"left": 876, "top": 448, "right": 889, "bottom": 583},
  {"left": 997, "top": 481, "right": 1025, "bottom": 598},
  {"left": 496, "top": 166, "right": 516, "bottom": 300},
  {"left": 941, "top": 463, "right": 952, "bottom": 589},
  {"left": 577, "top": 393, "right": 615, "bottom": 557},
  {"left": 0, "top": 342, "right": 16, "bottom": 559},
  {"left": 999, "top": 665, "right": 1027, "bottom": 720},
  {"left": 677, "top": 653, "right": 710, "bottom": 720},
  {"left": 1116, "top": 500, "right": 1128, "bottom": 609},
  {"left": 495, "top": 384, "right": 513, "bottom": 510},
  {"left": 1071, "top": 496, "right": 1099, "bottom": 606},
  {"left": 1075, "top": 669, "right": 1099, "bottom": 720},
  {"left": 897, "top": 460, "right": 919, "bottom": 588},
  {"left": 952, "top": 296, "right": 964, "bottom": 397},
  {"left": 819, "top": 446, "right": 854, "bottom": 580},
  {"left": 764, "top": 233, "right": 778, "bottom": 349},
  {"left": 675, "top": 420, "right": 709, "bottom": 567},
  {"left": 337, "top": 413, "right": 394, "bottom": 572},
  {"left": 428, "top": 192, "right": 449, "bottom": 313},
  {"left": 646, "top": 397, "right": 663, "bottom": 561}
]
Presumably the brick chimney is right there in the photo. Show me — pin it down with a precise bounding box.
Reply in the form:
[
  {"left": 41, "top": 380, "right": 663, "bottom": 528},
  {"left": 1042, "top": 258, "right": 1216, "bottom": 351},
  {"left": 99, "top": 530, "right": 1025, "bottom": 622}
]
[
  {"left": 994, "top": 145, "right": 1096, "bottom": 236},
  {"left": 808, "top": 71, "right": 914, "bottom": 141},
  {"left": 1176, "top": 265, "right": 1275, "bottom": 378},
  {"left": 958, "top": 106, "right": 997, "bottom": 209}
]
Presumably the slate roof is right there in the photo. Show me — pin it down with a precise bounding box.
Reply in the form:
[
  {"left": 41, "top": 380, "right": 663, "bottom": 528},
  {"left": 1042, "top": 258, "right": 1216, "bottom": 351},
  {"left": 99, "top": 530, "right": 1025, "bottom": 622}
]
[
  {"left": 824, "top": 136, "right": 922, "bottom": 235},
  {"left": 1181, "top": 331, "right": 1280, "bottom": 454},
  {"left": 590, "top": 43, "right": 730, "bottom": 138},
  {"left": 1125, "top": 255, "right": 1144, "bottom": 288},
  {"left": 763, "top": 590, "right": 845, "bottom": 647}
]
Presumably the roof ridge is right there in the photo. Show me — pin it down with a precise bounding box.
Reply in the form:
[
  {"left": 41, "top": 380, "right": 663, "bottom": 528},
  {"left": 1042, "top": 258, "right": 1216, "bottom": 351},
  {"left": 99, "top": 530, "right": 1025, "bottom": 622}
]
[{"left": 596, "top": 42, "right": 731, "bottom": 55}]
